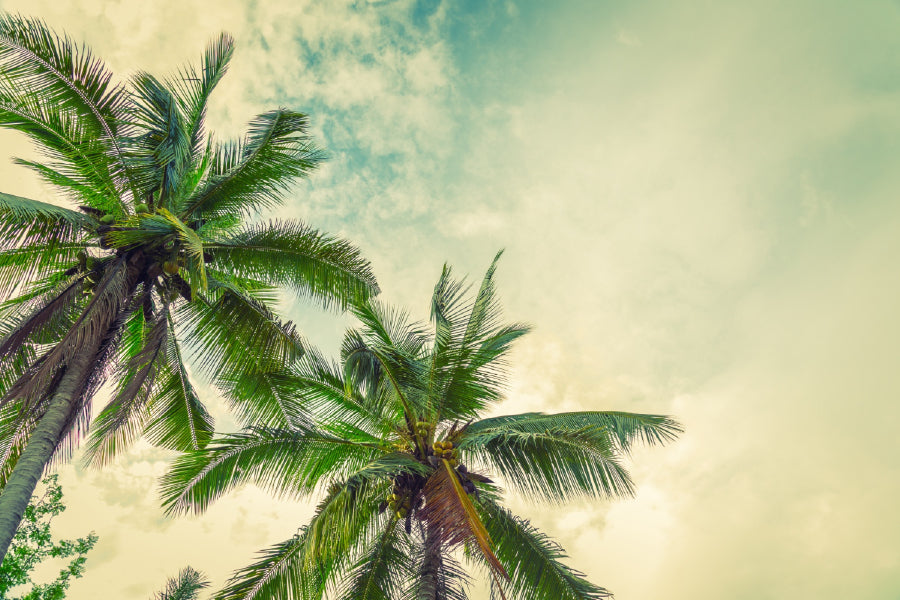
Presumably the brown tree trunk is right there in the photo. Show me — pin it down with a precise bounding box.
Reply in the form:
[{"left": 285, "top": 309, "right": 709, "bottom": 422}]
[
  {"left": 0, "top": 334, "right": 100, "bottom": 562},
  {"left": 0, "top": 255, "right": 141, "bottom": 564}
]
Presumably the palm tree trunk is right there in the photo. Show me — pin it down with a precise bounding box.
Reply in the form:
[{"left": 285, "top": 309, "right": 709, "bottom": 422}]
[
  {"left": 418, "top": 524, "right": 444, "bottom": 600},
  {"left": 0, "top": 334, "right": 101, "bottom": 563},
  {"left": 0, "top": 254, "right": 142, "bottom": 564}
]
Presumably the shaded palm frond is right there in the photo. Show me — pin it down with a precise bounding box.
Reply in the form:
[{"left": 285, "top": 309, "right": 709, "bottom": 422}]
[
  {"left": 82, "top": 303, "right": 169, "bottom": 466},
  {"left": 419, "top": 459, "right": 506, "bottom": 580},
  {"left": 159, "top": 425, "right": 382, "bottom": 515},
  {"left": 336, "top": 519, "right": 411, "bottom": 600},
  {"left": 206, "top": 219, "right": 377, "bottom": 309},
  {"left": 477, "top": 498, "right": 612, "bottom": 600},
  {"left": 458, "top": 415, "right": 636, "bottom": 503}
]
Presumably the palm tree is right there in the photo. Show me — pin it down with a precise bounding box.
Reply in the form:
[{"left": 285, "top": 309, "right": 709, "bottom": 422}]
[
  {"left": 0, "top": 15, "right": 377, "bottom": 564},
  {"left": 152, "top": 566, "right": 209, "bottom": 600},
  {"left": 161, "top": 253, "right": 682, "bottom": 600}
]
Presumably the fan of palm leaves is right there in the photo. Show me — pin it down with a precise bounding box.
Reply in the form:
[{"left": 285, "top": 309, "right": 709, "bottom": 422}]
[{"left": 162, "top": 253, "right": 682, "bottom": 599}]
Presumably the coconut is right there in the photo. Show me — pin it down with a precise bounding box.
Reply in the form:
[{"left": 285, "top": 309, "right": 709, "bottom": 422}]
[
  {"left": 135, "top": 203, "right": 149, "bottom": 214},
  {"left": 99, "top": 214, "right": 115, "bottom": 224}
]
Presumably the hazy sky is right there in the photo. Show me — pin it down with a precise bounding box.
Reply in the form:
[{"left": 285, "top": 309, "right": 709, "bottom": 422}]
[{"left": 0, "top": 0, "right": 898, "bottom": 598}]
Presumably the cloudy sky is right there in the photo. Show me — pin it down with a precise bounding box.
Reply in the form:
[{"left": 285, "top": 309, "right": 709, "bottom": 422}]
[{"left": 1, "top": 0, "right": 899, "bottom": 598}]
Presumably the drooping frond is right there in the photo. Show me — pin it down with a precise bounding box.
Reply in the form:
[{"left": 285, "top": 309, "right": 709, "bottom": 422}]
[
  {"left": 82, "top": 302, "right": 169, "bottom": 466},
  {"left": 205, "top": 219, "right": 377, "bottom": 309},
  {"left": 176, "top": 286, "right": 304, "bottom": 381},
  {"left": 142, "top": 311, "right": 213, "bottom": 452},
  {"left": 0, "top": 275, "right": 84, "bottom": 362},
  {"left": 0, "top": 240, "right": 90, "bottom": 299},
  {"left": 159, "top": 425, "right": 383, "bottom": 515},
  {"left": 0, "top": 14, "right": 135, "bottom": 205},
  {"left": 477, "top": 498, "right": 612, "bottom": 600},
  {"left": 1, "top": 256, "right": 132, "bottom": 409},
  {"left": 181, "top": 109, "right": 323, "bottom": 219},
  {"left": 458, "top": 412, "right": 643, "bottom": 503},
  {"left": 418, "top": 459, "right": 507, "bottom": 580},
  {"left": 0, "top": 192, "right": 91, "bottom": 260},
  {"left": 336, "top": 519, "right": 411, "bottom": 600},
  {"left": 152, "top": 566, "right": 210, "bottom": 600}
]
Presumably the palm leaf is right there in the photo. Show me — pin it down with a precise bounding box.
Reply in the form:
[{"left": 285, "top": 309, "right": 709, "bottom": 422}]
[
  {"left": 477, "top": 498, "right": 612, "bottom": 600},
  {"left": 181, "top": 109, "right": 323, "bottom": 219},
  {"left": 419, "top": 459, "right": 507, "bottom": 579},
  {"left": 142, "top": 311, "right": 213, "bottom": 452},
  {"left": 82, "top": 302, "right": 169, "bottom": 466},
  {"left": 205, "top": 219, "right": 377, "bottom": 309},
  {"left": 0, "top": 14, "right": 137, "bottom": 204},
  {"left": 336, "top": 519, "right": 410, "bottom": 600},
  {"left": 159, "top": 425, "right": 382, "bottom": 515},
  {"left": 152, "top": 566, "right": 210, "bottom": 600},
  {"left": 0, "top": 192, "right": 91, "bottom": 257},
  {"left": 458, "top": 414, "right": 640, "bottom": 503}
]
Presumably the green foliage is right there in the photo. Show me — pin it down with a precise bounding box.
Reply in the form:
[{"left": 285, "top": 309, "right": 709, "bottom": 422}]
[
  {"left": 0, "top": 475, "right": 97, "bottom": 600},
  {"left": 162, "top": 255, "right": 683, "bottom": 599},
  {"left": 151, "top": 566, "right": 209, "bottom": 600},
  {"left": 0, "top": 13, "right": 377, "bottom": 486}
]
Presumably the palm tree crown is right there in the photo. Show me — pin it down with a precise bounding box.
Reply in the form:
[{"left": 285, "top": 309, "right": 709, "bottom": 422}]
[
  {"left": 162, "top": 253, "right": 682, "bottom": 600},
  {"left": 0, "top": 14, "right": 377, "bottom": 563}
]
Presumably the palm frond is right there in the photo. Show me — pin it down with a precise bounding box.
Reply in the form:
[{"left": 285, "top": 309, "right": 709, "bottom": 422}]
[
  {"left": 214, "top": 530, "right": 321, "bottom": 600},
  {"left": 129, "top": 71, "right": 191, "bottom": 204},
  {"left": 336, "top": 519, "right": 410, "bottom": 600},
  {"left": 458, "top": 413, "right": 640, "bottom": 503},
  {"left": 477, "top": 498, "right": 612, "bottom": 600},
  {"left": 152, "top": 566, "right": 210, "bottom": 600},
  {"left": 143, "top": 311, "right": 213, "bottom": 452},
  {"left": 0, "top": 192, "right": 91, "bottom": 260},
  {"left": 168, "top": 33, "right": 234, "bottom": 166},
  {"left": 82, "top": 303, "right": 169, "bottom": 466},
  {"left": 419, "top": 459, "right": 506, "bottom": 580},
  {"left": 464, "top": 411, "right": 683, "bottom": 453},
  {"left": 205, "top": 219, "right": 377, "bottom": 309},
  {"left": 181, "top": 109, "right": 323, "bottom": 219},
  {"left": 176, "top": 285, "right": 304, "bottom": 381},
  {"left": 159, "top": 425, "right": 382, "bottom": 515},
  {"left": 215, "top": 471, "right": 387, "bottom": 600},
  {"left": 0, "top": 14, "right": 135, "bottom": 205}
]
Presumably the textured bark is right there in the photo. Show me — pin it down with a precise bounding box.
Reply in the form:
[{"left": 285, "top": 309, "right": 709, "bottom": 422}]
[
  {"left": 0, "top": 255, "right": 142, "bottom": 564},
  {"left": 0, "top": 335, "right": 100, "bottom": 562},
  {"left": 418, "top": 525, "right": 444, "bottom": 600}
]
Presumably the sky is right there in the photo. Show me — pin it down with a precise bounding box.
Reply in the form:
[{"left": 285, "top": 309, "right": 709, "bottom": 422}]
[{"left": 0, "top": 0, "right": 899, "bottom": 598}]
